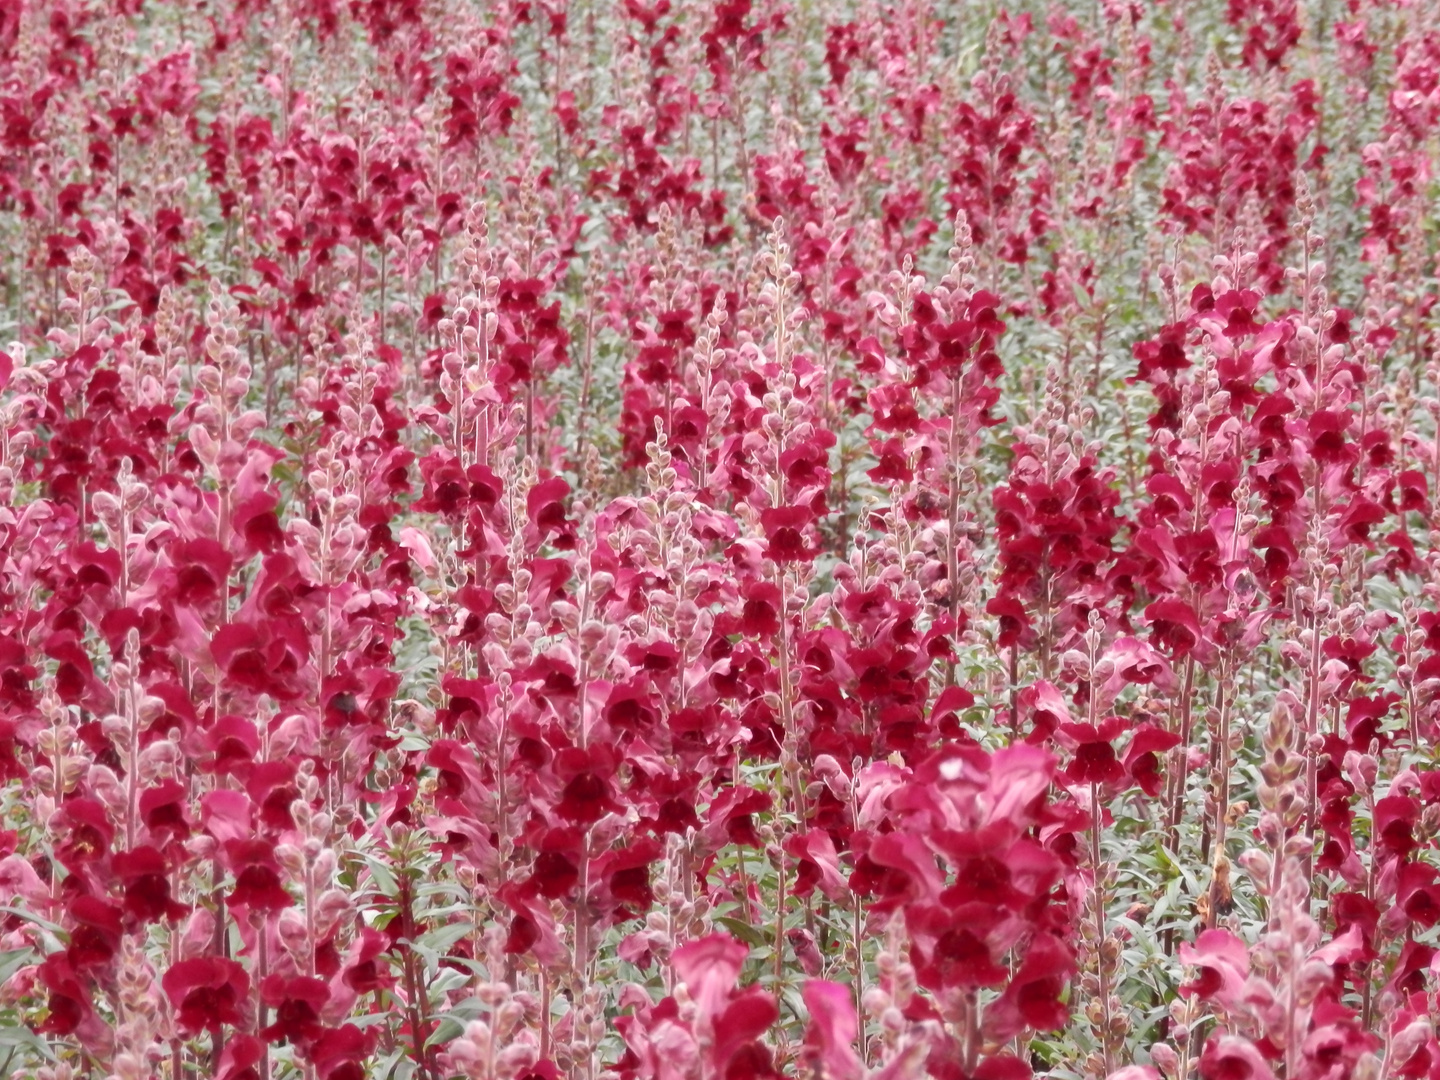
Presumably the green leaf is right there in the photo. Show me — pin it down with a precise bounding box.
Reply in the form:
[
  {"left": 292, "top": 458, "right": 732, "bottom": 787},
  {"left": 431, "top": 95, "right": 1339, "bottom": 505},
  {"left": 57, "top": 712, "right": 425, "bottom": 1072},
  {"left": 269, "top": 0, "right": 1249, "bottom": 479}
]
[
  {"left": 0, "top": 907, "right": 64, "bottom": 936},
  {"left": 426, "top": 998, "right": 486, "bottom": 1048},
  {"left": 779, "top": 984, "right": 807, "bottom": 1022},
  {"left": 378, "top": 1046, "right": 419, "bottom": 1080},
  {"left": 713, "top": 916, "right": 769, "bottom": 949},
  {"left": 415, "top": 920, "right": 475, "bottom": 956},
  {"left": 361, "top": 855, "right": 398, "bottom": 897},
  {"left": 433, "top": 954, "right": 491, "bottom": 979},
  {"left": 344, "top": 1011, "right": 403, "bottom": 1029},
  {"left": 0, "top": 1022, "right": 56, "bottom": 1061},
  {"left": 0, "top": 948, "right": 35, "bottom": 987},
  {"left": 429, "top": 968, "right": 471, "bottom": 996}
]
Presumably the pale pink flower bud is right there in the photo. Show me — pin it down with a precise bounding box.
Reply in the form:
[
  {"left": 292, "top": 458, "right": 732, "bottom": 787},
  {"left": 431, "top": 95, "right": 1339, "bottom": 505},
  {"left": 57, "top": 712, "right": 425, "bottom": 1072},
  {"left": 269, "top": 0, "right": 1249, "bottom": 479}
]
[{"left": 1149, "top": 1043, "right": 1180, "bottom": 1077}]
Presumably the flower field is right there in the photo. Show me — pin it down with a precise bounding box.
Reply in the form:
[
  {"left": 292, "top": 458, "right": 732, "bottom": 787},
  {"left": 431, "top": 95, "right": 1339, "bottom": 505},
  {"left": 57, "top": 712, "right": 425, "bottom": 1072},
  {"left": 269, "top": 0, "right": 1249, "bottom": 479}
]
[{"left": 0, "top": 0, "right": 1435, "bottom": 1078}]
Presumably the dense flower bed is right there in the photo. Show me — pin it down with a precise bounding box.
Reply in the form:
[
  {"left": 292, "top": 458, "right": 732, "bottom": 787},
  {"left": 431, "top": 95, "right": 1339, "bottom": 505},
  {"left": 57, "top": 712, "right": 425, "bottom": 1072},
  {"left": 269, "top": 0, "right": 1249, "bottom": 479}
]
[{"left": 0, "top": 2, "right": 1434, "bottom": 1079}]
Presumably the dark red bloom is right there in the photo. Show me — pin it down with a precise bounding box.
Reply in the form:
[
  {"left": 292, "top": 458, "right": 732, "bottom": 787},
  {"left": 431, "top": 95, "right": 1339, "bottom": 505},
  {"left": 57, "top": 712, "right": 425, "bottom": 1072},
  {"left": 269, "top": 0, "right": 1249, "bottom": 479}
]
[
  {"left": 713, "top": 986, "right": 779, "bottom": 1074},
  {"left": 139, "top": 780, "right": 191, "bottom": 844},
  {"left": 1399, "top": 862, "right": 1440, "bottom": 928},
  {"left": 205, "top": 714, "right": 261, "bottom": 777},
  {"left": 307, "top": 1023, "right": 376, "bottom": 1080},
  {"left": 113, "top": 846, "right": 188, "bottom": 923},
  {"left": 1198, "top": 1036, "right": 1276, "bottom": 1080},
  {"left": 930, "top": 923, "right": 1009, "bottom": 988},
  {"left": 36, "top": 955, "right": 93, "bottom": 1037},
  {"left": 163, "top": 957, "right": 250, "bottom": 1033},
  {"left": 1123, "top": 723, "right": 1183, "bottom": 796},
  {"left": 54, "top": 797, "right": 114, "bottom": 869},
  {"left": 216, "top": 1035, "right": 265, "bottom": 1080},
  {"left": 225, "top": 839, "right": 293, "bottom": 911},
  {"left": 1145, "top": 598, "right": 1203, "bottom": 658},
  {"left": 740, "top": 580, "right": 782, "bottom": 637},
  {"left": 247, "top": 760, "right": 301, "bottom": 833},
  {"left": 1376, "top": 795, "right": 1420, "bottom": 858},
  {"left": 604, "top": 681, "right": 661, "bottom": 734},
  {"left": 526, "top": 828, "right": 583, "bottom": 899},
  {"left": 598, "top": 838, "right": 662, "bottom": 915},
  {"left": 66, "top": 895, "right": 123, "bottom": 971},
  {"left": 987, "top": 594, "right": 1032, "bottom": 649},
  {"left": 759, "top": 506, "right": 817, "bottom": 562},
  {"left": 527, "top": 477, "right": 575, "bottom": 548},
  {"left": 210, "top": 619, "right": 307, "bottom": 701},
  {"left": 260, "top": 974, "right": 330, "bottom": 1045},
  {"left": 554, "top": 746, "right": 622, "bottom": 824},
  {"left": 341, "top": 927, "right": 394, "bottom": 994},
  {"left": 705, "top": 786, "right": 772, "bottom": 848},
  {"left": 983, "top": 932, "right": 1073, "bottom": 1039},
  {"left": 1058, "top": 717, "right": 1127, "bottom": 787},
  {"left": 1179, "top": 929, "right": 1250, "bottom": 1007}
]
